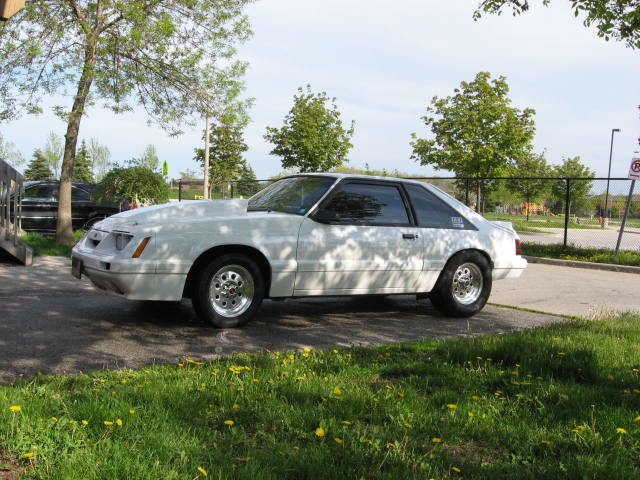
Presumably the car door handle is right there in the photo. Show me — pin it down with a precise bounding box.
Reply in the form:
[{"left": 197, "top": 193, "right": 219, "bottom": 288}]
[{"left": 402, "top": 233, "right": 418, "bottom": 240}]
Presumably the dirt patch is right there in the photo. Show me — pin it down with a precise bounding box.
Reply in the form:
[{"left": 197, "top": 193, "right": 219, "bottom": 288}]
[{"left": 0, "top": 449, "right": 21, "bottom": 480}]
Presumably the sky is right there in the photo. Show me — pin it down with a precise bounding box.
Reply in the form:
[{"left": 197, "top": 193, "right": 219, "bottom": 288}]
[{"left": 1, "top": 0, "right": 639, "bottom": 181}]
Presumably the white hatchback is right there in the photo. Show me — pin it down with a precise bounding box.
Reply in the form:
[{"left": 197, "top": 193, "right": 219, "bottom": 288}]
[{"left": 71, "top": 174, "right": 526, "bottom": 327}]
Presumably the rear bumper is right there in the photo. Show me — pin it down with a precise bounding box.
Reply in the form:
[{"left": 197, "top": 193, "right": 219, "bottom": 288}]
[{"left": 492, "top": 256, "right": 527, "bottom": 281}]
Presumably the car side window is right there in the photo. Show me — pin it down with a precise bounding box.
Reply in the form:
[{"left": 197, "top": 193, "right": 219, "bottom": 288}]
[
  {"left": 405, "top": 183, "right": 474, "bottom": 230},
  {"left": 72, "top": 187, "right": 91, "bottom": 202},
  {"left": 24, "top": 184, "right": 55, "bottom": 201},
  {"left": 319, "top": 182, "right": 410, "bottom": 225}
]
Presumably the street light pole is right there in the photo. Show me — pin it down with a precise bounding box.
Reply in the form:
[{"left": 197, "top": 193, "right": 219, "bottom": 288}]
[{"left": 603, "top": 128, "right": 621, "bottom": 226}]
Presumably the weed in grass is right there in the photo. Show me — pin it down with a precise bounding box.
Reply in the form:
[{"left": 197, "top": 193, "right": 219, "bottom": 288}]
[
  {"left": 521, "top": 242, "right": 640, "bottom": 267},
  {"left": 2, "top": 314, "right": 640, "bottom": 479}
]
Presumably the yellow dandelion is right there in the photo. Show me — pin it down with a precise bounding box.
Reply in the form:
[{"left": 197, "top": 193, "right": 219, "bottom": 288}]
[
  {"left": 447, "top": 404, "right": 457, "bottom": 409},
  {"left": 293, "top": 446, "right": 300, "bottom": 450},
  {"left": 9, "top": 405, "right": 21, "bottom": 412},
  {"left": 50, "top": 417, "right": 58, "bottom": 422},
  {"left": 397, "top": 392, "right": 404, "bottom": 398},
  {"left": 541, "top": 440, "right": 552, "bottom": 445},
  {"left": 315, "top": 427, "right": 325, "bottom": 437},
  {"left": 386, "top": 443, "right": 395, "bottom": 448},
  {"left": 471, "top": 395, "right": 480, "bottom": 400},
  {"left": 129, "top": 410, "right": 136, "bottom": 414},
  {"left": 432, "top": 437, "right": 442, "bottom": 443},
  {"left": 404, "top": 423, "right": 413, "bottom": 429},
  {"left": 341, "top": 420, "right": 352, "bottom": 425},
  {"left": 116, "top": 419, "right": 123, "bottom": 426},
  {"left": 362, "top": 439, "right": 373, "bottom": 444},
  {"left": 633, "top": 416, "right": 640, "bottom": 422},
  {"left": 616, "top": 428, "right": 628, "bottom": 434},
  {"left": 334, "top": 438, "right": 343, "bottom": 444},
  {"left": 81, "top": 420, "right": 88, "bottom": 426},
  {"left": 333, "top": 388, "right": 342, "bottom": 395},
  {"left": 452, "top": 467, "right": 461, "bottom": 473},
  {"left": 197, "top": 466, "right": 208, "bottom": 476},
  {"left": 224, "top": 420, "right": 234, "bottom": 426},
  {"left": 22, "top": 452, "right": 34, "bottom": 459},
  {"left": 104, "top": 421, "right": 113, "bottom": 426}
]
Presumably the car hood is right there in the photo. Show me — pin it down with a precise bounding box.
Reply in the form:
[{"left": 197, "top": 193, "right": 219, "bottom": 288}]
[{"left": 94, "top": 199, "right": 249, "bottom": 232}]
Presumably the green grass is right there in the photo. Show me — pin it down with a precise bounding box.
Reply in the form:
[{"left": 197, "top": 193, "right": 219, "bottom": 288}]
[
  {"left": 521, "top": 242, "right": 640, "bottom": 267},
  {"left": 2, "top": 313, "right": 640, "bottom": 479},
  {"left": 19, "top": 231, "right": 84, "bottom": 257}
]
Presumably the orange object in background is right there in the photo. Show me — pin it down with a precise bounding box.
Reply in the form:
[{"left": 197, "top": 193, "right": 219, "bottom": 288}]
[{"left": 0, "top": 0, "right": 25, "bottom": 21}]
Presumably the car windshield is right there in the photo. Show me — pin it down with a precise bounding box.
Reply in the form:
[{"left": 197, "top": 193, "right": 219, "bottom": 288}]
[{"left": 248, "top": 176, "right": 336, "bottom": 215}]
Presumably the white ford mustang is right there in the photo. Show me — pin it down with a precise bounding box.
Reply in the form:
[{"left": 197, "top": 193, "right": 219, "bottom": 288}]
[{"left": 71, "top": 173, "right": 526, "bottom": 327}]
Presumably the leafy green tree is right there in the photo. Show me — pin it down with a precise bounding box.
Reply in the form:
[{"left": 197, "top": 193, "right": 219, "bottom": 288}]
[
  {"left": 551, "top": 156, "right": 595, "bottom": 215},
  {"left": 264, "top": 85, "right": 355, "bottom": 173},
  {"left": 179, "top": 169, "right": 200, "bottom": 181},
  {"left": 88, "top": 138, "right": 111, "bottom": 182},
  {"left": 0, "top": 133, "right": 25, "bottom": 168},
  {"left": 23, "top": 150, "right": 54, "bottom": 180},
  {"left": 42, "top": 131, "right": 64, "bottom": 179},
  {"left": 411, "top": 72, "right": 535, "bottom": 213},
  {"left": 73, "top": 140, "right": 94, "bottom": 182},
  {"left": 507, "top": 151, "right": 552, "bottom": 220},
  {"left": 0, "top": 1, "right": 251, "bottom": 244},
  {"left": 235, "top": 161, "right": 261, "bottom": 197},
  {"left": 195, "top": 109, "right": 251, "bottom": 197},
  {"left": 474, "top": 0, "right": 640, "bottom": 49},
  {"left": 95, "top": 165, "right": 169, "bottom": 208}
]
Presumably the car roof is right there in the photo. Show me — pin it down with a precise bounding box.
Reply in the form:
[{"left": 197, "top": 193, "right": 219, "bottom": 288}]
[{"left": 286, "top": 172, "right": 433, "bottom": 188}]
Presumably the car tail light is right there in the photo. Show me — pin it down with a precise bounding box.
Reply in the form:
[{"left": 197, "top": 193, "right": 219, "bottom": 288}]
[{"left": 515, "top": 239, "right": 522, "bottom": 255}]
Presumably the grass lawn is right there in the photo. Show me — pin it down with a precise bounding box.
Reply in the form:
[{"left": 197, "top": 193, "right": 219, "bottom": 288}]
[
  {"left": 18, "top": 231, "right": 85, "bottom": 257},
  {"left": 2, "top": 313, "right": 640, "bottom": 479},
  {"left": 521, "top": 243, "right": 640, "bottom": 267}
]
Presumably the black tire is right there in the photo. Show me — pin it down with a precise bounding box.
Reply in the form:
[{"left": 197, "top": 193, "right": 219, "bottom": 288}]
[
  {"left": 429, "top": 251, "right": 492, "bottom": 318},
  {"left": 191, "top": 254, "right": 264, "bottom": 328}
]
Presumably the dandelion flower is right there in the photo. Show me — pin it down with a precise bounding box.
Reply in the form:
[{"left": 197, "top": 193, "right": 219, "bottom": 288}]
[
  {"left": 616, "top": 428, "right": 628, "bottom": 434},
  {"left": 452, "top": 467, "right": 461, "bottom": 473},
  {"left": 333, "top": 388, "right": 342, "bottom": 395},
  {"left": 334, "top": 438, "right": 343, "bottom": 444},
  {"left": 50, "top": 417, "right": 58, "bottom": 422},
  {"left": 22, "top": 452, "right": 34, "bottom": 459},
  {"left": 197, "top": 466, "right": 208, "bottom": 476},
  {"left": 404, "top": 423, "right": 413, "bottom": 429},
  {"left": 129, "top": 410, "right": 136, "bottom": 414},
  {"left": 104, "top": 421, "right": 113, "bottom": 426},
  {"left": 432, "top": 437, "right": 442, "bottom": 443},
  {"left": 447, "top": 404, "right": 457, "bottom": 409},
  {"left": 81, "top": 420, "right": 88, "bottom": 426},
  {"left": 9, "top": 406, "right": 21, "bottom": 412},
  {"left": 315, "top": 427, "right": 325, "bottom": 437},
  {"left": 224, "top": 420, "right": 234, "bottom": 426},
  {"left": 341, "top": 421, "right": 351, "bottom": 425},
  {"left": 116, "top": 419, "right": 123, "bottom": 426},
  {"left": 633, "top": 416, "right": 640, "bottom": 422}
]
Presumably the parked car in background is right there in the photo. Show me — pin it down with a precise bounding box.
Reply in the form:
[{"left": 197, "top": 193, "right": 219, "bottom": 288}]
[
  {"left": 20, "top": 181, "right": 121, "bottom": 234},
  {"left": 71, "top": 173, "right": 527, "bottom": 327}
]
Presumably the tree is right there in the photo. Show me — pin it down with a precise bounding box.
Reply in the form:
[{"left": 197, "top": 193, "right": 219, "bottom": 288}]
[
  {"left": 73, "top": 140, "right": 94, "bottom": 182},
  {"left": 235, "top": 161, "right": 261, "bottom": 197},
  {"left": 474, "top": 0, "right": 640, "bottom": 49},
  {"left": 23, "top": 150, "right": 54, "bottom": 180},
  {"left": 95, "top": 165, "right": 169, "bottom": 208},
  {"left": 0, "top": 1, "right": 251, "bottom": 244},
  {"left": 411, "top": 72, "right": 536, "bottom": 213},
  {"left": 550, "top": 156, "right": 595, "bottom": 215},
  {"left": 0, "top": 134, "right": 25, "bottom": 168},
  {"left": 194, "top": 108, "right": 251, "bottom": 197},
  {"left": 88, "top": 138, "right": 111, "bottom": 182},
  {"left": 264, "top": 85, "right": 355, "bottom": 173},
  {"left": 506, "top": 151, "right": 552, "bottom": 220},
  {"left": 134, "top": 145, "right": 160, "bottom": 172},
  {"left": 41, "top": 131, "right": 64, "bottom": 179},
  {"left": 179, "top": 169, "right": 200, "bottom": 181}
]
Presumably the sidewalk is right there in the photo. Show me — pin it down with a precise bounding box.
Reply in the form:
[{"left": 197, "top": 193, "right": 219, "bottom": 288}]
[{"left": 490, "top": 262, "right": 640, "bottom": 318}]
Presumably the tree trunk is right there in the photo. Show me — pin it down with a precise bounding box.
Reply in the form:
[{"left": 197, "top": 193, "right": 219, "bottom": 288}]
[{"left": 55, "top": 38, "right": 98, "bottom": 245}]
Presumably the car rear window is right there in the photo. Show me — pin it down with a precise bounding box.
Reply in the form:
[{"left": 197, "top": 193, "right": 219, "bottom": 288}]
[{"left": 405, "top": 183, "right": 474, "bottom": 229}]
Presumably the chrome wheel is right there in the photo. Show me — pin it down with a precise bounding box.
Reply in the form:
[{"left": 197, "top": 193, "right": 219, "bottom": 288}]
[
  {"left": 209, "top": 264, "right": 255, "bottom": 318},
  {"left": 451, "top": 262, "right": 483, "bottom": 305}
]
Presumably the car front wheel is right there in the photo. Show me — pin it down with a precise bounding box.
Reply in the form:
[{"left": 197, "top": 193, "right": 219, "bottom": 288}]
[
  {"left": 192, "top": 254, "right": 264, "bottom": 328},
  {"left": 429, "top": 251, "right": 492, "bottom": 317}
]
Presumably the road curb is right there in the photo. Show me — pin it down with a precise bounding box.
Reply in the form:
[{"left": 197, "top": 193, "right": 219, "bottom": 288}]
[{"left": 523, "top": 256, "right": 640, "bottom": 275}]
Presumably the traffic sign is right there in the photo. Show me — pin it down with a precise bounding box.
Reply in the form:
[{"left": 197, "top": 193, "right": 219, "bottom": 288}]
[{"left": 629, "top": 157, "right": 640, "bottom": 180}]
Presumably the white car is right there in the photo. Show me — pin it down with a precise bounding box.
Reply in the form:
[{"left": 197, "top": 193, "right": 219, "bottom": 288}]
[{"left": 71, "top": 174, "right": 526, "bottom": 327}]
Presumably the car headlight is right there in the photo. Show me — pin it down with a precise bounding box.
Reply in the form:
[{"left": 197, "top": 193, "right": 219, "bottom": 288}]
[{"left": 114, "top": 232, "right": 134, "bottom": 251}]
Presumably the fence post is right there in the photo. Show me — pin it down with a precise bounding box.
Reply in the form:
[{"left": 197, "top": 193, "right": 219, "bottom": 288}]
[
  {"left": 178, "top": 179, "right": 182, "bottom": 202},
  {"left": 230, "top": 182, "right": 234, "bottom": 199},
  {"left": 465, "top": 178, "right": 470, "bottom": 206},
  {"left": 563, "top": 178, "right": 570, "bottom": 247}
]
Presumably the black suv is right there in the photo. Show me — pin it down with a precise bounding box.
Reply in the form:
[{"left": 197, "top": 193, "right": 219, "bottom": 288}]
[{"left": 20, "top": 181, "right": 120, "bottom": 234}]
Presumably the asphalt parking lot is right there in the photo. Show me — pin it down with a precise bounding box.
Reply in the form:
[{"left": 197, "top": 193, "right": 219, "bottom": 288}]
[{"left": 0, "top": 255, "right": 638, "bottom": 384}]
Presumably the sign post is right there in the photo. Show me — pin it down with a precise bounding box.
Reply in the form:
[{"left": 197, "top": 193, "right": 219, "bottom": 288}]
[{"left": 614, "top": 157, "right": 640, "bottom": 254}]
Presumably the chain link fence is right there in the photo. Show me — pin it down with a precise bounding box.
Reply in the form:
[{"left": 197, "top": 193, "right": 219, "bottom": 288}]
[{"left": 173, "top": 176, "right": 639, "bottom": 252}]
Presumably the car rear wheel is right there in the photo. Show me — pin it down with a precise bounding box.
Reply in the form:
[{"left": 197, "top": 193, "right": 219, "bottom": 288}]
[
  {"left": 429, "top": 251, "right": 492, "bottom": 317},
  {"left": 192, "top": 254, "right": 264, "bottom": 328}
]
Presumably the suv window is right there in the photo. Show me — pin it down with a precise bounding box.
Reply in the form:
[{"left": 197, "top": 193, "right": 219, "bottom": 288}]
[
  {"left": 320, "top": 182, "right": 410, "bottom": 225},
  {"left": 71, "top": 187, "right": 91, "bottom": 202},
  {"left": 24, "top": 184, "right": 55, "bottom": 201},
  {"left": 405, "top": 183, "right": 474, "bottom": 229}
]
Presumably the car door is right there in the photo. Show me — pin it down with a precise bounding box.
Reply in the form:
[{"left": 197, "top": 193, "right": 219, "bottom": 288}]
[
  {"left": 294, "top": 180, "right": 423, "bottom": 295},
  {"left": 21, "top": 183, "right": 57, "bottom": 233}
]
